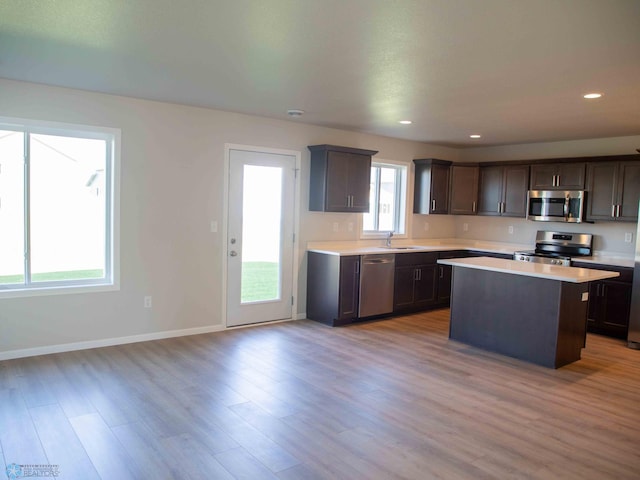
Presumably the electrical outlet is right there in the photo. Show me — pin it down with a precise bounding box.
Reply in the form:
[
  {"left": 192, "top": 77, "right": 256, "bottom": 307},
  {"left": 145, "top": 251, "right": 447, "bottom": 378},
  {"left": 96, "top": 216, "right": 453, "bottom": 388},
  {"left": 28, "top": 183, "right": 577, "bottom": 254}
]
[
  {"left": 508, "top": 225, "right": 514, "bottom": 235},
  {"left": 463, "top": 223, "right": 468, "bottom": 232},
  {"left": 625, "top": 232, "right": 633, "bottom": 243},
  {"left": 332, "top": 222, "right": 339, "bottom": 232},
  {"left": 210, "top": 220, "right": 218, "bottom": 233},
  {"left": 144, "top": 296, "right": 152, "bottom": 308}
]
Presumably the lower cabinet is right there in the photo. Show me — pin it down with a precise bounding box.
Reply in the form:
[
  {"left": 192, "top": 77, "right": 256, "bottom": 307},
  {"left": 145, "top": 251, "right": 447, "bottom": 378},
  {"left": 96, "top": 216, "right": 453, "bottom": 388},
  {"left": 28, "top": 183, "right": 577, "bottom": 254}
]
[
  {"left": 393, "top": 252, "right": 439, "bottom": 313},
  {"left": 307, "top": 252, "right": 361, "bottom": 326},
  {"left": 573, "top": 262, "right": 632, "bottom": 339}
]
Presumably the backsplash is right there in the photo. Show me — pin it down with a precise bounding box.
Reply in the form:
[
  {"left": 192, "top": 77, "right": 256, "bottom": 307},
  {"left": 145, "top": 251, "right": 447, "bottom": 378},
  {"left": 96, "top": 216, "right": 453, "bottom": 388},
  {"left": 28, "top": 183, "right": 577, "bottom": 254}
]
[{"left": 452, "top": 215, "right": 636, "bottom": 254}]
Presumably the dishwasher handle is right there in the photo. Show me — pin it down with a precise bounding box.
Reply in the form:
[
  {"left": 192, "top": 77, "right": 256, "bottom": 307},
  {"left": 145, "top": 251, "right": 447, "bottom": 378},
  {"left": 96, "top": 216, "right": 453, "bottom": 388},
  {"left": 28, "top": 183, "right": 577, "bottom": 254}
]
[{"left": 361, "top": 254, "right": 395, "bottom": 265}]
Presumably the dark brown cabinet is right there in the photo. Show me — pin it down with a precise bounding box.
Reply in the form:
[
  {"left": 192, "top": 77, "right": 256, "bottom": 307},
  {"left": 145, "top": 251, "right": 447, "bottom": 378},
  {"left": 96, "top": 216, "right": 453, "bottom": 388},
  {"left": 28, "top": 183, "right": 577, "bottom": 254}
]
[
  {"left": 586, "top": 161, "right": 640, "bottom": 222},
  {"left": 449, "top": 165, "right": 479, "bottom": 215},
  {"left": 307, "top": 253, "right": 361, "bottom": 326},
  {"left": 393, "top": 252, "right": 438, "bottom": 312},
  {"left": 308, "top": 145, "right": 378, "bottom": 212},
  {"left": 573, "top": 262, "right": 632, "bottom": 339},
  {"left": 530, "top": 162, "right": 586, "bottom": 190},
  {"left": 478, "top": 165, "right": 529, "bottom": 217},
  {"left": 413, "top": 159, "right": 452, "bottom": 214}
]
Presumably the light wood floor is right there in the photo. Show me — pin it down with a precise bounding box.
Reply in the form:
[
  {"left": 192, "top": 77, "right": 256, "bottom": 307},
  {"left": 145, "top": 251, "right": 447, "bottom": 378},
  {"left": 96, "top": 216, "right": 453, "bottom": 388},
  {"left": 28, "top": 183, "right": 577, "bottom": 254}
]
[{"left": 1, "top": 309, "right": 639, "bottom": 479}]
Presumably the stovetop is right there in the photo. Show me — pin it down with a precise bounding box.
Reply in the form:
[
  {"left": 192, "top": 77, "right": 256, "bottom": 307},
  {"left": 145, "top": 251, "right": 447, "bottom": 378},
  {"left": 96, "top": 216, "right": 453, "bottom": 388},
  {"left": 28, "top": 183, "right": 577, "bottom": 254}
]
[{"left": 513, "top": 231, "right": 593, "bottom": 267}]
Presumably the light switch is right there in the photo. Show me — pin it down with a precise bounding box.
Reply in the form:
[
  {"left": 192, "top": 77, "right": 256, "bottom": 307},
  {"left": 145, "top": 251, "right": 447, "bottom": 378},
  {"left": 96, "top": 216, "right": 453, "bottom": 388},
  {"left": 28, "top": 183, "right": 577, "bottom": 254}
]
[
  {"left": 210, "top": 220, "right": 218, "bottom": 233},
  {"left": 625, "top": 232, "right": 633, "bottom": 243}
]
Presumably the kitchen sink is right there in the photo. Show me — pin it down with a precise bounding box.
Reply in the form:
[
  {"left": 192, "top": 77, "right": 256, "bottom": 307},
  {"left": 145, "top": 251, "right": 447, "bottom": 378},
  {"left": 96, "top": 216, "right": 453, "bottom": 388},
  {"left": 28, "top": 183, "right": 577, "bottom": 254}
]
[{"left": 377, "top": 246, "right": 423, "bottom": 250}]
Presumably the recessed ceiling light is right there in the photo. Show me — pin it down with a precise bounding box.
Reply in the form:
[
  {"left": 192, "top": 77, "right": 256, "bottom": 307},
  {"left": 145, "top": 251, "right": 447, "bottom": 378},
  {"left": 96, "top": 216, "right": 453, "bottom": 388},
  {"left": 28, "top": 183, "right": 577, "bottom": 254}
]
[
  {"left": 287, "top": 109, "right": 304, "bottom": 117},
  {"left": 583, "top": 93, "right": 602, "bottom": 99},
  {"left": 470, "top": 134, "right": 482, "bottom": 139},
  {"left": 398, "top": 120, "right": 412, "bottom": 125}
]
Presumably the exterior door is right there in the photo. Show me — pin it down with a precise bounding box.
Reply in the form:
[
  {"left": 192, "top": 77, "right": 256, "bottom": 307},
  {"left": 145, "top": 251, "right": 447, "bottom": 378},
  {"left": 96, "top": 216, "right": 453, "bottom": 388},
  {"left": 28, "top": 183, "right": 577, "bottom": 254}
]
[{"left": 226, "top": 148, "right": 296, "bottom": 327}]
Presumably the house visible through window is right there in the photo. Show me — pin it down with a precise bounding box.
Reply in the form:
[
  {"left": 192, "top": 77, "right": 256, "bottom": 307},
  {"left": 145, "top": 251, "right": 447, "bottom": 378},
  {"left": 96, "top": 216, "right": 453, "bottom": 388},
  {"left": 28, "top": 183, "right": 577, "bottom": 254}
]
[
  {"left": 0, "top": 121, "right": 116, "bottom": 293},
  {"left": 363, "top": 162, "right": 407, "bottom": 234}
]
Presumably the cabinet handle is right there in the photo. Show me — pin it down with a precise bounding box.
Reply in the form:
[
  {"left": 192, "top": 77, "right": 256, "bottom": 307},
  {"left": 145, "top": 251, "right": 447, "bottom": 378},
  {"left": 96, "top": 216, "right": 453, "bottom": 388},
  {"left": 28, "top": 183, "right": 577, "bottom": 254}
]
[
  {"left": 498, "top": 201, "right": 502, "bottom": 213},
  {"left": 355, "top": 261, "right": 359, "bottom": 274},
  {"left": 439, "top": 266, "right": 444, "bottom": 279},
  {"left": 611, "top": 205, "right": 616, "bottom": 218},
  {"left": 418, "top": 268, "right": 422, "bottom": 281},
  {"left": 413, "top": 269, "right": 418, "bottom": 281},
  {"left": 616, "top": 205, "right": 621, "bottom": 218},
  {"left": 472, "top": 201, "right": 476, "bottom": 213},
  {"left": 595, "top": 284, "right": 600, "bottom": 296},
  {"left": 602, "top": 284, "right": 607, "bottom": 296},
  {"left": 432, "top": 199, "right": 436, "bottom": 211}
]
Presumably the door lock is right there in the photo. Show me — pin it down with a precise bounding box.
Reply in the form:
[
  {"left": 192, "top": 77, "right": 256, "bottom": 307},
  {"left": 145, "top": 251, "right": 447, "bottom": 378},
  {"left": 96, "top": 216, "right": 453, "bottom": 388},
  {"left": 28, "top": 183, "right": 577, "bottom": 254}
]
[{"left": 230, "top": 251, "right": 238, "bottom": 257}]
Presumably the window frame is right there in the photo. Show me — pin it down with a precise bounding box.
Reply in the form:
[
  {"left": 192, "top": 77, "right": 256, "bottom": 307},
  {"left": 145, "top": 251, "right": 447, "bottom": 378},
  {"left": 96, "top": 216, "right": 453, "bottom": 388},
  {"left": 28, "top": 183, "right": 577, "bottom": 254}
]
[
  {"left": 0, "top": 116, "right": 120, "bottom": 298},
  {"left": 360, "top": 160, "right": 409, "bottom": 239}
]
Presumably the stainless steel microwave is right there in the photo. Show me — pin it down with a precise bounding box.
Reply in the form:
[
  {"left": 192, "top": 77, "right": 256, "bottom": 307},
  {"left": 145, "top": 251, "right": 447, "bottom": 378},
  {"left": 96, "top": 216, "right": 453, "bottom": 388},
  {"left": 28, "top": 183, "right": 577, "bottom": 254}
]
[{"left": 527, "top": 190, "right": 585, "bottom": 223}]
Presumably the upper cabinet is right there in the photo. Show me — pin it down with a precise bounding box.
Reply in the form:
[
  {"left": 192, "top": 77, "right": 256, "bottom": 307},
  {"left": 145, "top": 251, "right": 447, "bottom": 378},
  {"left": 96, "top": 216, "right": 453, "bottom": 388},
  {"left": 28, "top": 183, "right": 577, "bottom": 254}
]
[
  {"left": 478, "top": 165, "right": 529, "bottom": 217},
  {"left": 586, "top": 161, "right": 640, "bottom": 222},
  {"left": 413, "top": 159, "right": 452, "bottom": 214},
  {"left": 530, "top": 162, "right": 586, "bottom": 190},
  {"left": 449, "top": 165, "right": 479, "bottom": 215},
  {"left": 308, "top": 144, "right": 378, "bottom": 212}
]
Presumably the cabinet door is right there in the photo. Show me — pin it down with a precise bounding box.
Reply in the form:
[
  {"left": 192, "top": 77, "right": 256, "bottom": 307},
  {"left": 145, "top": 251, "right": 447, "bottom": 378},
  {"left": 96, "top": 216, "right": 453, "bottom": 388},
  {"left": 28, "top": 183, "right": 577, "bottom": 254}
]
[
  {"left": 326, "top": 152, "right": 351, "bottom": 211},
  {"left": 437, "top": 264, "right": 452, "bottom": 304},
  {"left": 616, "top": 162, "right": 640, "bottom": 221},
  {"left": 557, "top": 163, "right": 586, "bottom": 189},
  {"left": 477, "top": 166, "right": 503, "bottom": 216},
  {"left": 449, "top": 165, "right": 479, "bottom": 215},
  {"left": 413, "top": 264, "right": 438, "bottom": 308},
  {"left": 393, "top": 265, "right": 417, "bottom": 311},
  {"left": 348, "top": 153, "right": 373, "bottom": 212},
  {"left": 586, "top": 281, "right": 604, "bottom": 330},
  {"left": 502, "top": 165, "right": 529, "bottom": 217},
  {"left": 325, "top": 151, "right": 371, "bottom": 212},
  {"left": 338, "top": 256, "right": 360, "bottom": 320},
  {"left": 586, "top": 162, "right": 617, "bottom": 221},
  {"left": 430, "top": 164, "right": 450, "bottom": 214},
  {"left": 601, "top": 281, "right": 632, "bottom": 338},
  {"left": 531, "top": 163, "right": 585, "bottom": 190},
  {"left": 529, "top": 164, "right": 557, "bottom": 190}
]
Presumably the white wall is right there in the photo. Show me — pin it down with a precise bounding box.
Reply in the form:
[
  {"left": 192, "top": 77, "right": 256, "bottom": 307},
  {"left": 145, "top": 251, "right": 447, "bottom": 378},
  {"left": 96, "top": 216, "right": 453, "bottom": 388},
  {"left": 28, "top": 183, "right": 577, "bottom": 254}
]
[{"left": 0, "top": 78, "right": 459, "bottom": 356}]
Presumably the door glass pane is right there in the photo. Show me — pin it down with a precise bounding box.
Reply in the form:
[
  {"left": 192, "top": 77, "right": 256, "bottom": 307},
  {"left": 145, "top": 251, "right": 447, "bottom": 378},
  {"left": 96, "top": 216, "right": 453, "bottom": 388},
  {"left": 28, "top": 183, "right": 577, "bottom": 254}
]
[
  {"left": 30, "top": 133, "right": 106, "bottom": 282},
  {"left": 241, "top": 165, "right": 282, "bottom": 303},
  {"left": 0, "top": 130, "right": 25, "bottom": 285}
]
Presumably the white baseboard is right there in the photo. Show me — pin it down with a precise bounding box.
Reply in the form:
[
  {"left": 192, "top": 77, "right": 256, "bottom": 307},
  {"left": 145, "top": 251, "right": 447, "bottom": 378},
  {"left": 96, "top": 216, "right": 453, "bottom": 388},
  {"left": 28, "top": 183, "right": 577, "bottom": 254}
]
[
  {"left": 295, "top": 312, "right": 307, "bottom": 320},
  {"left": 0, "top": 324, "right": 225, "bottom": 361}
]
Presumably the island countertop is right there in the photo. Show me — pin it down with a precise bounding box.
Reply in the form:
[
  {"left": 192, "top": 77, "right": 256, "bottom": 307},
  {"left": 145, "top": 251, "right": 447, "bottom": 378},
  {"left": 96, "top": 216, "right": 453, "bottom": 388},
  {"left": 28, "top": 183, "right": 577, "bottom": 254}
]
[{"left": 438, "top": 257, "right": 620, "bottom": 283}]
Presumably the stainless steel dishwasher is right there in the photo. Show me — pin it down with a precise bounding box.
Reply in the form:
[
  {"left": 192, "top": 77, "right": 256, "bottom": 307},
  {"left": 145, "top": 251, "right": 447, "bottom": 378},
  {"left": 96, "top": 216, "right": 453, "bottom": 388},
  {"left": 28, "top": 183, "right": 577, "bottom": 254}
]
[{"left": 359, "top": 254, "right": 395, "bottom": 318}]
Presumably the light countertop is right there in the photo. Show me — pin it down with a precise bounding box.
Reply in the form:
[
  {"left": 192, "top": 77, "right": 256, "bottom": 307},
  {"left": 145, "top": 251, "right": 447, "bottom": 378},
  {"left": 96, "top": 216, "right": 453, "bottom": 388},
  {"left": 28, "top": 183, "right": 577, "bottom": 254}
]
[
  {"left": 437, "top": 257, "right": 620, "bottom": 283},
  {"left": 306, "top": 238, "right": 634, "bottom": 268}
]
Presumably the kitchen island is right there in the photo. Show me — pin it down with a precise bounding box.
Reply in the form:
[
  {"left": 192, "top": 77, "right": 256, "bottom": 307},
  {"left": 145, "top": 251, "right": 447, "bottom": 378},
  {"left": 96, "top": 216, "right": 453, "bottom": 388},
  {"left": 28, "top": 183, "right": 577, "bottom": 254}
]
[{"left": 437, "top": 257, "right": 620, "bottom": 368}]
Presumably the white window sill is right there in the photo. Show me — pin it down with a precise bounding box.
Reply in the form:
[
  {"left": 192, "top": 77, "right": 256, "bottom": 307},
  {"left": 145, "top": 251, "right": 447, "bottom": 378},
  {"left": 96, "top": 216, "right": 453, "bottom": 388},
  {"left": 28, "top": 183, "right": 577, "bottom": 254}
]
[{"left": 0, "top": 283, "right": 119, "bottom": 299}]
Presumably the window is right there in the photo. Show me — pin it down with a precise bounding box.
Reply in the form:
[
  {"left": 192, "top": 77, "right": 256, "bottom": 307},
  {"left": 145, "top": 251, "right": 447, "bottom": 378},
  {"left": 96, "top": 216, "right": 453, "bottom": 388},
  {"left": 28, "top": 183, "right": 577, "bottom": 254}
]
[
  {"left": 0, "top": 119, "right": 117, "bottom": 295},
  {"left": 362, "top": 162, "right": 407, "bottom": 235}
]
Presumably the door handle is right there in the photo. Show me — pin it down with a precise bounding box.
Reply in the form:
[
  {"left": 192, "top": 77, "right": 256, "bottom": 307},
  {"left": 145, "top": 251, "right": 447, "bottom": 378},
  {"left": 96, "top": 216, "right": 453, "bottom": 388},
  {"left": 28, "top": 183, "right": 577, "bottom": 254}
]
[{"left": 230, "top": 251, "right": 238, "bottom": 257}]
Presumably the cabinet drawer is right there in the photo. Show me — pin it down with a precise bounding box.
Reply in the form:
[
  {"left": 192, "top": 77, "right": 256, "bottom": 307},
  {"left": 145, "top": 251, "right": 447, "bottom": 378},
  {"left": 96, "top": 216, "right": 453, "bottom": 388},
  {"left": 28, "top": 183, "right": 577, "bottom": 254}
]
[
  {"left": 395, "top": 252, "right": 439, "bottom": 267},
  {"left": 438, "top": 250, "right": 471, "bottom": 259}
]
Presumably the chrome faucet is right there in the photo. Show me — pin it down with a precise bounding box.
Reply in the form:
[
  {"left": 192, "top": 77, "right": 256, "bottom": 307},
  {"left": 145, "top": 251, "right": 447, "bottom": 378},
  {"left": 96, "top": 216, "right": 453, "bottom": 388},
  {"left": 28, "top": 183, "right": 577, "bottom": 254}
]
[{"left": 386, "top": 231, "right": 394, "bottom": 247}]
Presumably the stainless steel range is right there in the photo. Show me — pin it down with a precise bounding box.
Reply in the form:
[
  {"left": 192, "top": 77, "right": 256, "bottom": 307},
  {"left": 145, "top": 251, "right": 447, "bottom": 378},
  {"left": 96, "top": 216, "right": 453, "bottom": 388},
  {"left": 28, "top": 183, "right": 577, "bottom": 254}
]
[{"left": 514, "top": 231, "right": 593, "bottom": 266}]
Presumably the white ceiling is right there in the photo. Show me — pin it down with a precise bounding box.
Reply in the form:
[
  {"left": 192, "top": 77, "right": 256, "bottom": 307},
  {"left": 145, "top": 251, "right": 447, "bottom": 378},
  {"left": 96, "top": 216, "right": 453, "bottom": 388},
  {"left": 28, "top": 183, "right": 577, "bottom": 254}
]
[{"left": 1, "top": 0, "right": 639, "bottom": 148}]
